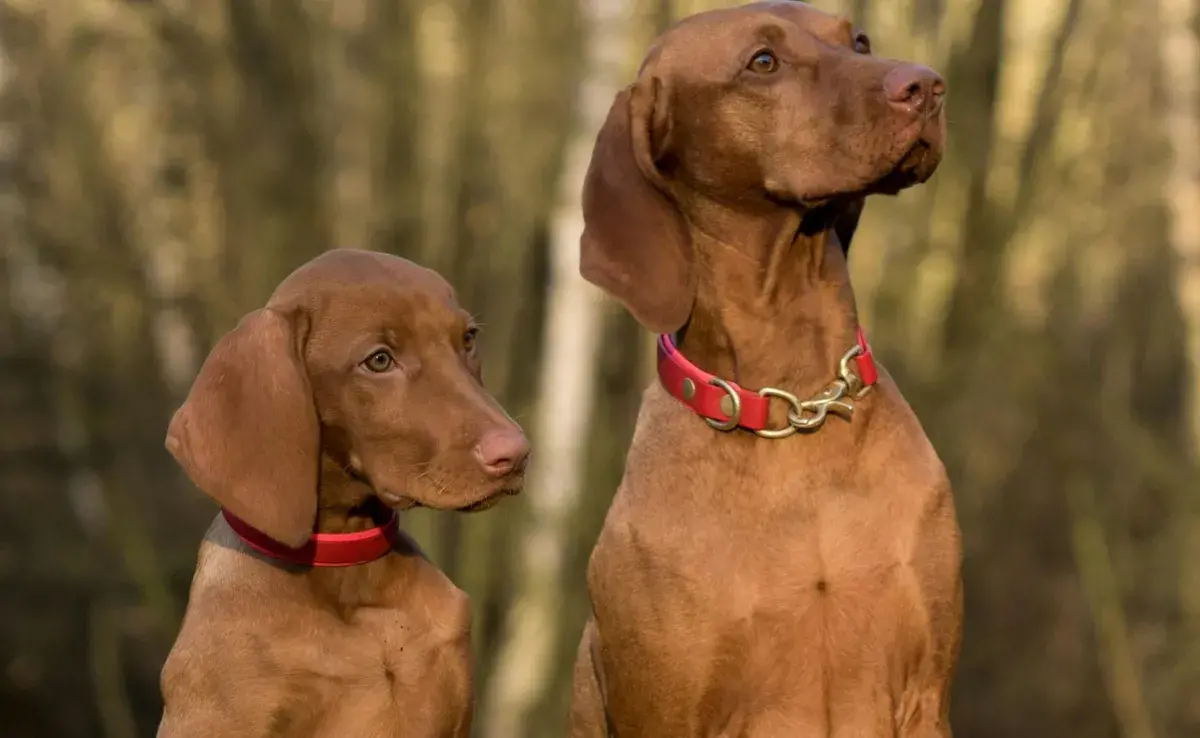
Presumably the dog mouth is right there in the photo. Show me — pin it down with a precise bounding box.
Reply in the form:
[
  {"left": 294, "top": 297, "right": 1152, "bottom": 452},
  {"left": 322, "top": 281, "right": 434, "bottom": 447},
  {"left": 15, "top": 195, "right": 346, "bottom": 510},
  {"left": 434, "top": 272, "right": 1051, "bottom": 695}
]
[
  {"left": 454, "top": 480, "right": 524, "bottom": 512},
  {"left": 362, "top": 449, "right": 527, "bottom": 512},
  {"left": 377, "top": 478, "right": 522, "bottom": 513},
  {"left": 380, "top": 482, "right": 520, "bottom": 513},
  {"left": 799, "top": 126, "right": 942, "bottom": 205},
  {"left": 455, "top": 496, "right": 503, "bottom": 513},
  {"left": 869, "top": 139, "right": 936, "bottom": 195}
]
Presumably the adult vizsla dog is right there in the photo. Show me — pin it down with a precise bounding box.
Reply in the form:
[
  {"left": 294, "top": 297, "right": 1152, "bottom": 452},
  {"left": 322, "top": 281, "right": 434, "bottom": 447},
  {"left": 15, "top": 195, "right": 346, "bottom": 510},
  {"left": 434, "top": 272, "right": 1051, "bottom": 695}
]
[
  {"left": 158, "top": 249, "right": 528, "bottom": 738},
  {"left": 568, "top": 2, "right": 962, "bottom": 736}
]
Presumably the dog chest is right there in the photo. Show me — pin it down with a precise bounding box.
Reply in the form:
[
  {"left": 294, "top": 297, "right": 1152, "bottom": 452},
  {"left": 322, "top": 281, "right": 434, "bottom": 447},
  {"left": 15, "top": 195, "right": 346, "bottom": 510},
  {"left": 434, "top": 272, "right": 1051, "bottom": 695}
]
[{"left": 589, "top": 482, "right": 949, "bottom": 734}]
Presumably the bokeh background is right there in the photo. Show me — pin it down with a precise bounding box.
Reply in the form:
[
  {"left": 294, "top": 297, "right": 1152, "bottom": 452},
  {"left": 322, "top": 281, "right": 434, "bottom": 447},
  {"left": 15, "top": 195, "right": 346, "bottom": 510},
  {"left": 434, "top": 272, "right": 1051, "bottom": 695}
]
[{"left": 1, "top": 0, "right": 1198, "bottom": 736}]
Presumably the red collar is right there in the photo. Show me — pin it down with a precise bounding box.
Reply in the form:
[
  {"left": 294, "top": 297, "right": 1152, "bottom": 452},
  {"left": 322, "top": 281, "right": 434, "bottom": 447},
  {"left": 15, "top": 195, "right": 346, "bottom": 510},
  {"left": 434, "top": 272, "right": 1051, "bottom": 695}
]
[
  {"left": 222, "top": 509, "right": 400, "bottom": 567},
  {"left": 656, "top": 326, "right": 878, "bottom": 434}
]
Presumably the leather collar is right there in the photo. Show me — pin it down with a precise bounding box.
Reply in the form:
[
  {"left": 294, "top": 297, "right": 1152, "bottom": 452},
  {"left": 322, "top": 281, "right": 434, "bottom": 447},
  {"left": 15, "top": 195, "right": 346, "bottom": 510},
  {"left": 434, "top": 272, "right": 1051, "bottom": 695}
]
[
  {"left": 222, "top": 508, "right": 400, "bottom": 567},
  {"left": 657, "top": 326, "right": 878, "bottom": 435}
]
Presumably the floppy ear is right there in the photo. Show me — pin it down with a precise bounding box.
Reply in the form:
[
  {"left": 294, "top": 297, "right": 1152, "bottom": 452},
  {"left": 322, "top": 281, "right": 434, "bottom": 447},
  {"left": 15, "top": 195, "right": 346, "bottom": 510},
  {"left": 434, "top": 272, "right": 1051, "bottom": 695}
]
[
  {"left": 580, "top": 78, "right": 694, "bottom": 334},
  {"left": 833, "top": 197, "right": 865, "bottom": 257},
  {"left": 165, "top": 307, "right": 319, "bottom": 548}
]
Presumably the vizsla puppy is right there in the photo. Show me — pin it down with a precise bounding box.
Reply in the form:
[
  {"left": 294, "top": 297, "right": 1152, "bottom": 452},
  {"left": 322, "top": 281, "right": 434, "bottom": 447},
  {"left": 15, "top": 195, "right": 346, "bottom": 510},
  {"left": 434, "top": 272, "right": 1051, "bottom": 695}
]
[
  {"left": 158, "top": 249, "right": 528, "bottom": 738},
  {"left": 568, "top": 2, "right": 962, "bottom": 736}
]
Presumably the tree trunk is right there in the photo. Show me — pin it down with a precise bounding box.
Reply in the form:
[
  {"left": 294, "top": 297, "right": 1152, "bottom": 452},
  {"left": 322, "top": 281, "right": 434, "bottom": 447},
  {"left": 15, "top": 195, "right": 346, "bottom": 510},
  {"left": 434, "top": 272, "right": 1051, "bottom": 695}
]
[
  {"left": 1156, "top": 0, "right": 1200, "bottom": 626},
  {"left": 1067, "top": 476, "right": 1157, "bottom": 738},
  {"left": 477, "top": 0, "right": 629, "bottom": 735}
]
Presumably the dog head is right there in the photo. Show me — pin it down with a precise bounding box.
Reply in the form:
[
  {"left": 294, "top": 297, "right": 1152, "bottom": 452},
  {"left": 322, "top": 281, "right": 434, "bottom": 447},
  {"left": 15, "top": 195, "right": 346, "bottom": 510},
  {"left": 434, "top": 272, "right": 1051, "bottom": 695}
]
[
  {"left": 165, "top": 249, "right": 528, "bottom": 547},
  {"left": 580, "top": 0, "right": 945, "bottom": 332}
]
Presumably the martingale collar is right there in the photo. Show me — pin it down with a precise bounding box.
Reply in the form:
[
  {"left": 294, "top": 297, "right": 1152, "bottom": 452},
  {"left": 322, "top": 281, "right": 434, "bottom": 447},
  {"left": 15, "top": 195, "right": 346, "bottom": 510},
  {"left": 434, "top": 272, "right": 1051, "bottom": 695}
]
[
  {"left": 656, "top": 326, "right": 879, "bottom": 438},
  {"left": 222, "top": 508, "right": 400, "bottom": 568}
]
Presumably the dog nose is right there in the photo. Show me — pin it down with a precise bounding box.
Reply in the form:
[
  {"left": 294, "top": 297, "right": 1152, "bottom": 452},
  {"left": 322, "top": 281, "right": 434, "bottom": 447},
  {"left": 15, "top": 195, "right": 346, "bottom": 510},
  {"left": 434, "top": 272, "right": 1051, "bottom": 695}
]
[
  {"left": 473, "top": 428, "right": 530, "bottom": 478},
  {"left": 884, "top": 64, "right": 945, "bottom": 115}
]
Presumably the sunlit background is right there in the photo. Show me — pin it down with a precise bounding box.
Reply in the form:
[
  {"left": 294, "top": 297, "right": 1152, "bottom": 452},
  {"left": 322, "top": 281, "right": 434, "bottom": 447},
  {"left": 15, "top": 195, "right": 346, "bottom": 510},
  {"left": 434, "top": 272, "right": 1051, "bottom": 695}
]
[{"left": 1, "top": 0, "right": 1197, "bottom": 736}]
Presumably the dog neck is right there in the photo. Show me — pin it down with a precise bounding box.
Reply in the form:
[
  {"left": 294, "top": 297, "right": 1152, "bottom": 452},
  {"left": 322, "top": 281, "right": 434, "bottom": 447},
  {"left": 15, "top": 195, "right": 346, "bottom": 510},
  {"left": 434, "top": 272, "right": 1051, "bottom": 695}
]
[
  {"left": 675, "top": 200, "right": 861, "bottom": 394},
  {"left": 316, "top": 454, "right": 400, "bottom": 534},
  {"left": 238, "top": 455, "right": 410, "bottom": 608}
]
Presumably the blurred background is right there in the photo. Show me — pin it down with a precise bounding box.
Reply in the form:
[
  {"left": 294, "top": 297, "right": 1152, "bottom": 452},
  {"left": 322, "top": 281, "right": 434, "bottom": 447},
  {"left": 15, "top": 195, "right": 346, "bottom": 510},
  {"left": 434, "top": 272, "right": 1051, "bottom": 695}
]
[{"left": 0, "top": 0, "right": 1197, "bottom": 736}]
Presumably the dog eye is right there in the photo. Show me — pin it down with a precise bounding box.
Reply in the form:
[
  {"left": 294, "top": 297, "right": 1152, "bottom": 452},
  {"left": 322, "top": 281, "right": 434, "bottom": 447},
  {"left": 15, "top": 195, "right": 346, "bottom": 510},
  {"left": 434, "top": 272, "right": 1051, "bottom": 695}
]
[
  {"left": 853, "top": 33, "right": 871, "bottom": 54},
  {"left": 747, "top": 49, "right": 779, "bottom": 74},
  {"left": 463, "top": 327, "right": 479, "bottom": 353},
  {"left": 363, "top": 349, "right": 395, "bottom": 373}
]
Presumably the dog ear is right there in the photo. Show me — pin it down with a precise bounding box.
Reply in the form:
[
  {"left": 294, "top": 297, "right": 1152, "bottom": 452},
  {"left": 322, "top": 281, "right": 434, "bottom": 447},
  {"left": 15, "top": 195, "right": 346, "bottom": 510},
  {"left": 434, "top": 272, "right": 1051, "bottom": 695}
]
[
  {"left": 165, "top": 307, "right": 319, "bottom": 548},
  {"left": 833, "top": 197, "right": 865, "bottom": 257},
  {"left": 580, "top": 77, "right": 694, "bottom": 334}
]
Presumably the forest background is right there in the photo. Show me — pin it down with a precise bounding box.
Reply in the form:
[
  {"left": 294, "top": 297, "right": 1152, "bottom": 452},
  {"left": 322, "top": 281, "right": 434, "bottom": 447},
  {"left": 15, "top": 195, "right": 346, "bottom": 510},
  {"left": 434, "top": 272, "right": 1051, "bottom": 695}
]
[{"left": 1, "top": 0, "right": 1198, "bottom": 736}]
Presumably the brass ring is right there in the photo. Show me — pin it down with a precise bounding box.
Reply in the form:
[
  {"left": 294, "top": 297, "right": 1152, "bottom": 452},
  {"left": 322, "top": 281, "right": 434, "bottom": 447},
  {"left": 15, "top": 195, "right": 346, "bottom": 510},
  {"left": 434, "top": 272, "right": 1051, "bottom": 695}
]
[
  {"left": 704, "top": 377, "right": 742, "bottom": 432},
  {"left": 787, "top": 403, "right": 826, "bottom": 430},
  {"left": 755, "top": 387, "right": 802, "bottom": 439},
  {"left": 837, "top": 343, "right": 864, "bottom": 385}
]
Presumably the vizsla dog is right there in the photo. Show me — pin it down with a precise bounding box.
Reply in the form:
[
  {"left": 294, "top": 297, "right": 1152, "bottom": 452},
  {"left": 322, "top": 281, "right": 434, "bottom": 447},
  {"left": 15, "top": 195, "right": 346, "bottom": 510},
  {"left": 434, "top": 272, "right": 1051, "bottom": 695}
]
[
  {"left": 568, "top": 2, "right": 962, "bottom": 736},
  {"left": 158, "top": 249, "right": 528, "bottom": 738}
]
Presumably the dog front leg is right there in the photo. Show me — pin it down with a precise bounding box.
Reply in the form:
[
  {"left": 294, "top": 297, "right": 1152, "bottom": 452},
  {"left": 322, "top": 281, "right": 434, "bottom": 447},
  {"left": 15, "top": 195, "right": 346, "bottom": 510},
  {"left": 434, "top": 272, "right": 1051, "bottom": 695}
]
[
  {"left": 895, "top": 685, "right": 954, "bottom": 738},
  {"left": 567, "top": 619, "right": 613, "bottom": 738}
]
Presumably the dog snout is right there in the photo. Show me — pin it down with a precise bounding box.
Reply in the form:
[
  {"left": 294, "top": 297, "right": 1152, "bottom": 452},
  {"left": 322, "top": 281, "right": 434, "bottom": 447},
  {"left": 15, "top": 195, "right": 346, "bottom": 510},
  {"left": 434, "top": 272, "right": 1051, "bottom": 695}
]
[
  {"left": 473, "top": 427, "right": 530, "bottom": 478},
  {"left": 883, "top": 63, "right": 945, "bottom": 116}
]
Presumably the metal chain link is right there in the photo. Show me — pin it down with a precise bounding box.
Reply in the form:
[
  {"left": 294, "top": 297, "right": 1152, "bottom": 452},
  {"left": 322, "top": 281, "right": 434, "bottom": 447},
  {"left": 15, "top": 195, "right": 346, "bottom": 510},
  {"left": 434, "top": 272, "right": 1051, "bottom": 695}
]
[{"left": 704, "top": 344, "right": 873, "bottom": 438}]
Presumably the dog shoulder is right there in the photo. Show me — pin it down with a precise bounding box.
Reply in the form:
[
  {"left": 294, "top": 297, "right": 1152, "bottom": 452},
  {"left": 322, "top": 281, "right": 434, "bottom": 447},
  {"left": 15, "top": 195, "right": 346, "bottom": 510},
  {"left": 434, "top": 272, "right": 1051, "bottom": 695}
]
[
  {"left": 867, "top": 387, "right": 952, "bottom": 484},
  {"left": 377, "top": 528, "right": 471, "bottom": 644},
  {"left": 413, "top": 562, "right": 472, "bottom": 647},
  {"left": 159, "top": 610, "right": 302, "bottom": 736},
  {"left": 162, "top": 546, "right": 328, "bottom": 730}
]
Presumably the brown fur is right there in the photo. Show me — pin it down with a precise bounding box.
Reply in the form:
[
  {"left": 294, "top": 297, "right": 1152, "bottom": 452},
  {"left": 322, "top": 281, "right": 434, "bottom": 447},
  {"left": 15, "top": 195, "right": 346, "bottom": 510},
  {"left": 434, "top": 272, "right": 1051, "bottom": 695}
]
[
  {"left": 569, "top": 3, "right": 963, "bottom": 736},
  {"left": 158, "top": 249, "right": 529, "bottom": 738}
]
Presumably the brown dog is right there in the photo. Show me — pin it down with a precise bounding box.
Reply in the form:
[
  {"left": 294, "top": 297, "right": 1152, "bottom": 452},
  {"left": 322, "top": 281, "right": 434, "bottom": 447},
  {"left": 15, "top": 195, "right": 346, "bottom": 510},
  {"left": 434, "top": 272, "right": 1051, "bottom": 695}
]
[
  {"left": 568, "top": 2, "right": 962, "bottom": 736},
  {"left": 157, "top": 249, "right": 528, "bottom": 738}
]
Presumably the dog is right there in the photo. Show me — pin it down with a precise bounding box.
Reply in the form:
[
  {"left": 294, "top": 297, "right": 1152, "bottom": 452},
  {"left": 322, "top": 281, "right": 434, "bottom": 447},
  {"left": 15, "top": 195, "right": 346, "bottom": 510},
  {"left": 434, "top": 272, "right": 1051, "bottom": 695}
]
[
  {"left": 568, "top": 2, "right": 963, "bottom": 736},
  {"left": 158, "top": 248, "right": 529, "bottom": 738}
]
